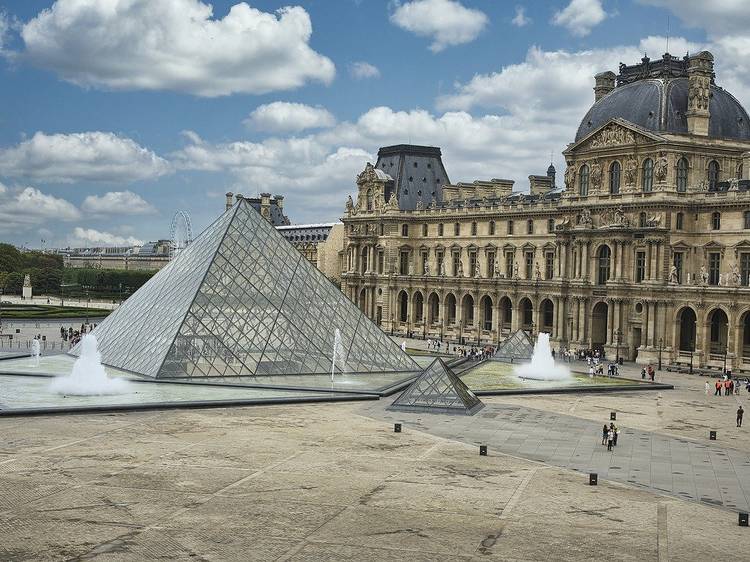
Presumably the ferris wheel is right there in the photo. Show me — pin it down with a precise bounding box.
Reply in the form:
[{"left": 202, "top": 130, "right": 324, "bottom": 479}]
[{"left": 170, "top": 210, "right": 193, "bottom": 260}]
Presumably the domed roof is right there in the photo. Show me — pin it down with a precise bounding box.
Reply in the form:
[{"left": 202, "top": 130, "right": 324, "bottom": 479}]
[{"left": 575, "top": 77, "right": 750, "bottom": 142}]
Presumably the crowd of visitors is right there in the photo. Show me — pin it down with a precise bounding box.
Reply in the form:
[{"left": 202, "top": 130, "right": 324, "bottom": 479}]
[
  {"left": 59, "top": 323, "right": 95, "bottom": 347},
  {"left": 602, "top": 422, "right": 620, "bottom": 451}
]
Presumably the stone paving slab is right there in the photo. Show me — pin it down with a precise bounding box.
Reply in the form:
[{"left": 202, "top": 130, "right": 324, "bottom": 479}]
[{"left": 363, "top": 400, "right": 750, "bottom": 514}]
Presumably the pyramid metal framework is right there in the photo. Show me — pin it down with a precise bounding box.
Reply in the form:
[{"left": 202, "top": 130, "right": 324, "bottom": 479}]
[
  {"left": 71, "top": 199, "right": 420, "bottom": 379},
  {"left": 388, "top": 358, "right": 484, "bottom": 415},
  {"left": 494, "top": 330, "right": 534, "bottom": 362}
]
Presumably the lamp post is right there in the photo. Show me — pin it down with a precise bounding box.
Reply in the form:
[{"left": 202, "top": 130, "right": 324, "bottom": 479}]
[
  {"left": 0, "top": 287, "right": 3, "bottom": 336},
  {"left": 615, "top": 329, "right": 622, "bottom": 363},
  {"left": 723, "top": 346, "right": 728, "bottom": 376},
  {"left": 689, "top": 349, "right": 693, "bottom": 374},
  {"left": 658, "top": 337, "right": 663, "bottom": 371},
  {"left": 85, "top": 289, "right": 90, "bottom": 325}
]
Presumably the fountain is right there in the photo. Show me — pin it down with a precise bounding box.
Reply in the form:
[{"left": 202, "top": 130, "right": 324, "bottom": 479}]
[
  {"left": 514, "top": 332, "right": 571, "bottom": 381},
  {"left": 50, "top": 334, "right": 131, "bottom": 396},
  {"left": 31, "top": 339, "right": 41, "bottom": 367},
  {"left": 331, "top": 328, "right": 346, "bottom": 381}
]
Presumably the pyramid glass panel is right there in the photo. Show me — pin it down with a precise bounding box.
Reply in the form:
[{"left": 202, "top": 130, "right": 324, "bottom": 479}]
[
  {"left": 494, "top": 330, "right": 534, "bottom": 362},
  {"left": 72, "top": 199, "right": 420, "bottom": 382},
  {"left": 389, "top": 358, "right": 484, "bottom": 415}
]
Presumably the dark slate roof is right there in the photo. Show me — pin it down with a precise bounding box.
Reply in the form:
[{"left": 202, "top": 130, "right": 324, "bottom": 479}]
[
  {"left": 246, "top": 200, "right": 290, "bottom": 226},
  {"left": 276, "top": 223, "right": 334, "bottom": 243},
  {"left": 374, "top": 145, "right": 451, "bottom": 211},
  {"left": 575, "top": 77, "right": 750, "bottom": 142}
]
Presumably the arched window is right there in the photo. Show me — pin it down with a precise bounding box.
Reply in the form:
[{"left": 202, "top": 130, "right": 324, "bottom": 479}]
[
  {"left": 489, "top": 220, "right": 496, "bottom": 235},
  {"left": 366, "top": 189, "right": 373, "bottom": 211},
  {"left": 712, "top": 211, "right": 721, "bottom": 230},
  {"left": 526, "top": 219, "right": 533, "bottom": 234},
  {"left": 677, "top": 157, "right": 688, "bottom": 192},
  {"left": 398, "top": 291, "right": 408, "bottom": 322},
  {"left": 597, "top": 245, "right": 611, "bottom": 285},
  {"left": 609, "top": 161, "right": 621, "bottom": 194},
  {"left": 642, "top": 158, "right": 654, "bottom": 192},
  {"left": 708, "top": 160, "right": 720, "bottom": 191},
  {"left": 579, "top": 164, "right": 589, "bottom": 196}
]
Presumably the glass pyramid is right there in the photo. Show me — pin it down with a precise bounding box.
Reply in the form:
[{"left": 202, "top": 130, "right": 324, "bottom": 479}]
[
  {"left": 70, "top": 199, "right": 420, "bottom": 380},
  {"left": 388, "top": 358, "right": 484, "bottom": 415},
  {"left": 494, "top": 330, "right": 534, "bottom": 362}
]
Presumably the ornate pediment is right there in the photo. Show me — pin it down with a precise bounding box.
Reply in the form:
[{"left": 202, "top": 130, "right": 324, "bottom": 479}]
[
  {"left": 571, "top": 119, "right": 664, "bottom": 152},
  {"left": 356, "top": 162, "right": 392, "bottom": 186},
  {"left": 670, "top": 239, "right": 691, "bottom": 250}
]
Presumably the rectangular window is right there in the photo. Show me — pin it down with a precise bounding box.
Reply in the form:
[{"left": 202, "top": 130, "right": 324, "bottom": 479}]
[
  {"left": 399, "top": 251, "right": 409, "bottom": 275},
  {"left": 454, "top": 223, "right": 460, "bottom": 236},
  {"left": 489, "top": 221, "right": 496, "bottom": 235},
  {"left": 673, "top": 251, "right": 683, "bottom": 284},
  {"left": 469, "top": 252, "right": 477, "bottom": 278},
  {"left": 438, "top": 223, "right": 444, "bottom": 236},
  {"left": 712, "top": 212, "right": 721, "bottom": 230},
  {"left": 377, "top": 250, "right": 384, "bottom": 274},
  {"left": 742, "top": 253, "right": 750, "bottom": 286},
  {"left": 508, "top": 220, "right": 514, "bottom": 235},
  {"left": 436, "top": 250, "right": 444, "bottom": 275},
  {"left": 545, "top": 252, "right": 554, "bottom": 280},
  {"left": 471, "top": 222, "right": 477, "bottom": 236},
  {"left": 527, "top": 219, "right": 533, "bottom": 234},
  {"left": 525, "top": 251, "right": 534, "bottom": 279},
  {"left": 487, "top": 252, "right": 495, "bottom": 277},
  {"left": 401, "top": 224, "right": 408, "bottom": 237},
  {"left": 745, "top": 212, "right": 750, "bottom": 230},
  {"left": 452, "top": 252, "right": 460, "bottom": 276},
  {"left": 379, "top": 223, "right": 384, "bottom": 236},
  {"left": 506, "top": 253, "right": 514, "bottom": 277},
  {"left": 708, "top": 252, "right": 721, "bottom": 285},
  {"left": 676, "top": 213, "right": 684, "bottom": 230},
  {"left": 635, "top": 251, "right": 646, "bottom": 282},
  {"left": 422, "top": 224, "right": 428, "bottom": 237},
  {"left": 547, "top": 218, "right": 555, "bottom": 233}
]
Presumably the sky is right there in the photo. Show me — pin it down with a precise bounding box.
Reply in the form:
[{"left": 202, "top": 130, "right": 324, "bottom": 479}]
[{"left": 1, "top": 0, "right": 749, "bottom": 249}]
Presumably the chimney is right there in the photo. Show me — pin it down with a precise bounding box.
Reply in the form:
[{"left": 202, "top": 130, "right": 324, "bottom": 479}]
[
  {"left": 686, "top": 51, "right": 713, "bottom": 136},
  {"left": 225, "top": 192, "right": 234, "bottom": 211},
  {"left": 235, "top": 193, "right": 244, "bottom": 204},
  {"left": 594, "top": 71, "right": 616, "bottom": 101},
  {"left": 260, "top": 192, "right": 271, "bottom": 220},
  {"left": 274, "top": 194, "right": 284, "bottom": 209},
  {"left": 547, "top": 163, "right": 556, "bottom": 187}
]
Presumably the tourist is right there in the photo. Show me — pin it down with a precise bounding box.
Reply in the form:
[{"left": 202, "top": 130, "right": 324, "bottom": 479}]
[
  {"left": 737, "top": 406, "right": 744, "bottom": 428},
  {"left": 612, "top": 424, "right": 619, "bottom": 446},
  {"left": 724, "top": 379, "right": 731, "bottom": 396},
  {"left": 715, "top": 379, "right": 722, "bottom": 396},
  {"left": 607, "top": 428, "right": 614, "bottom": 451},
  {"left": 602, "top": 424, "right": 609, "bottom": 445},
  {"left": 641, "top": 367, "right": 646, "bottom": 380},
  {"left": 588, "top": 365, "right": 594, "bottom": 378},
  {"left": 705, "top": 381, "right": 710, "bottom": 395}
]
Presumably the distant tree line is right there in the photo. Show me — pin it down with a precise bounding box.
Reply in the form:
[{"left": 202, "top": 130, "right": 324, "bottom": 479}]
[{"left": 0, "top": 243, "right": 155, "bottom": 299}]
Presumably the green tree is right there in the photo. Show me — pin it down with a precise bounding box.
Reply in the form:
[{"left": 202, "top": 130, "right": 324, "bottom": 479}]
[
  {"left": 0, "top": 244, "right": 23, "bottom": 273},
  {"left": 3, "top": 272, "right": 23, "bottom": 294}
]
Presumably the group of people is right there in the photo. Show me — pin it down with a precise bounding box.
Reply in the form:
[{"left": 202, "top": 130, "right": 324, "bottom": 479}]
[
  {"left": 707, "top": 375, "right": 750, "bottom": 396},
  {"left": 640, "top": 365, "right": 656, "bottom": 381},
  {"left": 602, "top": 422, "right": 620, "bottom": 451},
  {"left": 59, "top": 323, "right": 96, "bottom": 347}
]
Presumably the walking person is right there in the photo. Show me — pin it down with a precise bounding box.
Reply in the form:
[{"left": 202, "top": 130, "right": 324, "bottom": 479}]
[
  {"left": 607, "top": 428, "right": 614, "bottom": 451},
  {"left": 715, "top": 379, "right": 722, "bottom": 396},
  {"left": 738, "top": 405, "right": 744, "bottom": 428},
  {"left": 602, "top": 424, "right": 609, "bottom": 445},
  {"left": 612, "top": 424, "right": 619, "bottom": 446},
  {"left": 705, "top": 381, "right": 710, "bottom": 395}
]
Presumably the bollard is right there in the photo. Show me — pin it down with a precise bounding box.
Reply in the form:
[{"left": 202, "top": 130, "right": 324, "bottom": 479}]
[
  {"left": 394, "top": 423, "right": 401, "bottom": 433},
  {"left": 740, "top": 512, "right": 748, "bottom": 527},
  {"left": 589, "top": 473, "right": 598, "bottom": 485},
  {"left": 479, "top": 445, "right": 487, "bottom": 456},
  {"left": 610, "top": 412, "right": 616, "bottom": 421},
  {"left": 710, "top": 431, "right": 717, "bottom": 440}
]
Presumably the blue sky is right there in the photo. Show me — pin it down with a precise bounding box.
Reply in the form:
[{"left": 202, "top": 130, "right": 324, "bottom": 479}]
[{"left": 0, "top": 0, "right": 745, "bottom": 248}]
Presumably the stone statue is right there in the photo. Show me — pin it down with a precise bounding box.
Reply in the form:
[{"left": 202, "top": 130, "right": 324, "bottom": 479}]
[
  {"left": 732, "top": 263, "right": 741, "bottom": 285},
  {"left": 686, "top": 272, "right": 691, "bottom": 285},
  {"left": 654, "top": 153, "right": 668, "bottom": 183},
  {"left": 564, "top": 165, "right": 576, "bottom": 190},
  {"left": 580, "top": 208, "right": 593, "bottom": 227},
  {"left": 729, "top": 178, "right": 740, "bottom": 191},
  {"left": 424, "top": 262, "right": 430, "bottom": 276},
  {"left": 415, "top": 200, "right": 424, "bottom": 211},
  {"left": 718, "top": 273, "right": 724, "bottom": 286},
  {"left": 385, "top": 192, "right": 399, "bottom": 211},
  {"left": 669, "top": 265, "right": 678, "bottom": 284},
  {"left": 439, "top": 260, "right": 446, "bottom": 277},
  {"left": 429, "top": 197, "right": 437, "bottom": 209},
  {"left": 408, "top": 262, "right": 414, "bottom": 276},
  {"left": 646, "top": 214, "right": 662, "bottom": 227},
  {"left": 493, "top": 262, "right": 500, "bottom": 278},
  {"left": 457, "top": 260, "right": 464, "bottom": 277},
  {"left": 624, "top": 157, "right": 637, "bottom": 185},
  {"left": 345, "top": 195, "right": 354, "bottom": 214},
  {"left": 513, "top": 262, "right": 519, "bottom": 279},
  {"left": 474, "top": 260, "right": 481, "bottom": 278},
  {"left": 535, "top": 262, "right": 542, "bottom": 280},
  {"left": 590, "top": 161, "right": 602, "bottom": 189},
  {"left": 700, "top": 265, "right": 708, "bottom": 284}
]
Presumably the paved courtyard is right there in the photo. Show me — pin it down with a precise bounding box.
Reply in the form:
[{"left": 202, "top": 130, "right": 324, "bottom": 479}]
[{"left": 1, "top": 364, "right": 749, "bottom": 562}]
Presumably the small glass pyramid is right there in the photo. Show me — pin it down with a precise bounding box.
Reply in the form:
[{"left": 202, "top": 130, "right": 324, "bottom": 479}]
[
  {"left": 70, "top": 199, "right": 420, "bottom": 379},
  {"left": 388, "top": 358, "right": 484, "bottom": 415},
  {"left": 494, "top": 330, "right": 534, "bottom": 362}
]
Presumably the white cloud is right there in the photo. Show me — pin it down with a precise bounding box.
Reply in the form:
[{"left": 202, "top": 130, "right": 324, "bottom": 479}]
[
  {"left": 637, "top": 1, "right": 750, "bottom": 35},
  {"left": 0, "top": 10, "right": 12, "bottom": 52},
  {"left": 0, "top": 131, "right": 171, "bottom": 183},
  {"left": 350, "top": 61, "right": 381, "bottom": 79},
  {"left": 390, "top": 0, "right": 488, "bottom": 52},
  {"left": 81, "top": 191, "right": 157, "bottom": 215},
  {"left": 512, "top": 6, "right": 531, "bottom": 27},
  {"left": 0, "top": 186, "right": 80, "bottom": 233},
  {"left": 18, "top": 0, "right": 335, "bottom": 97},
  {"left": 244, "top": 102, "right": 336, "bottom": 133},
  {"left": 552, "top": 0, "right": 607, "bottom": 37},
  {"left": 71, "top": 227, "right": 143, "bottom": 247}
]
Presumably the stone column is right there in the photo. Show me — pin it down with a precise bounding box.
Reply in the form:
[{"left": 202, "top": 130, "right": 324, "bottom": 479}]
[
  {"left": 606, "top": 301, "right": 614, "bottom": 345},
  {"left": 612, "top": 243, "right": 619, "bottom": 280},
  {"left": 583, "top": 243, "right": 590, "bottom": 282},
  {"left": 578, "top": 298, "right": 587, "bottom": 344},
  {"left": 649, "top": 301, "right": 658, "bottom": 348}
]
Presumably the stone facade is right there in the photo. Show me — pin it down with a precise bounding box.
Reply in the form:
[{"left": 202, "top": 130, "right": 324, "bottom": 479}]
[{"left": 341, "top": 51, "right": 750, "bottom": 371}]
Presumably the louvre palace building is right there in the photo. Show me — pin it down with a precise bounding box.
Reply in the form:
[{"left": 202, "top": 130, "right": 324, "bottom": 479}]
[{"left": 340, "top": 51, "right": 750, "bottom": 370}]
